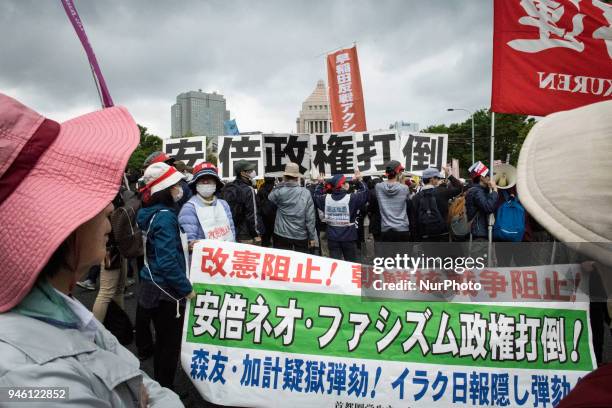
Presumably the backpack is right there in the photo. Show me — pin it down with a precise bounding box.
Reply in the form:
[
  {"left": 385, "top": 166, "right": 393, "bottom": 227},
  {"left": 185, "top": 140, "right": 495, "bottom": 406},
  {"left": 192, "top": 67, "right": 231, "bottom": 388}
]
[
  {"left": 447, "top": 195, "right": 471, "bottom": 239},
  {"left": 110, "top": 190, "right": 143, "bottom": 258},
  {"left": 416, "top": 189, "right": 447, "bottom": 238},
  {"left": 493, "top": 191, "right": 525, "bottom": 242}
]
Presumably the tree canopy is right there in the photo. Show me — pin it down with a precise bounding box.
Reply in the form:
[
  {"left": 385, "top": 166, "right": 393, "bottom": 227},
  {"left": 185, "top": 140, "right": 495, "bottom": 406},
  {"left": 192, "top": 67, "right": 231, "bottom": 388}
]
[
  {"left": 424, "top": 109, "right": 536, "bottom": 176},
  {"left": 127, "top": 125, "right": 163, "bottom": 173}
]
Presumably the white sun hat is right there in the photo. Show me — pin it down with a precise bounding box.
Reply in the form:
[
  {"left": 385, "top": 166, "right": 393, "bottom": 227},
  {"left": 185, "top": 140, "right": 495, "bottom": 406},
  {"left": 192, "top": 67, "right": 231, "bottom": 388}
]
[{"left": 517, "top": 100, "right": 612, "bottom": 266}]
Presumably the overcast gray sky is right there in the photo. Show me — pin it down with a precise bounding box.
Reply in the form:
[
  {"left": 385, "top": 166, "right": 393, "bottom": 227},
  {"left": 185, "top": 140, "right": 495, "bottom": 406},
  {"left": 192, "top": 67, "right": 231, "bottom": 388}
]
[{"left": 0, "top": 1, "right": 493, "bottom": 138}]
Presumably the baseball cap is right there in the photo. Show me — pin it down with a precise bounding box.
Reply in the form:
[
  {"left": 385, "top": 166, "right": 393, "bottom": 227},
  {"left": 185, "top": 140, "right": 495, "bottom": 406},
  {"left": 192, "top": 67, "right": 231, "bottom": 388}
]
[{"left": 422, "top": 167, "right": 443, "bottom": 179}]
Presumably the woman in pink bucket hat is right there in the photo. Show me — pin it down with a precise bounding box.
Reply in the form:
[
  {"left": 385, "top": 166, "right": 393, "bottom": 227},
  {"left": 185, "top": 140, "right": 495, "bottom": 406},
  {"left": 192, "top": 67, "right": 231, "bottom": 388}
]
[{"left": 0, "top": 94, "right": 182, "bottom": 406}]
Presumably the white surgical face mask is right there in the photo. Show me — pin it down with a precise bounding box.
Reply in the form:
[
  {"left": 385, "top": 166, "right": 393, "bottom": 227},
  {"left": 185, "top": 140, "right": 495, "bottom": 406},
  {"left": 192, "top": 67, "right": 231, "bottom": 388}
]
[
  {"left": 247, "top": 170, "right": 256, "bottom": 179},
  {"left": 171, "top": 185, "right": 184, "bottom": 202},
  {"left": 197, "top": 184, "right": 217, "bottom": 198}
]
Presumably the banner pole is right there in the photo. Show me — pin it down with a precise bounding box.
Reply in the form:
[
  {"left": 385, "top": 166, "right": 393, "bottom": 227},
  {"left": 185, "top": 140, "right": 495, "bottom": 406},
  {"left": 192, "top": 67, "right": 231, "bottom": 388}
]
[
  {"left": 471, "top": 113, "right": 475, "bottom": 164},
  {"left": 490, "top": 111, "right": 495, "bottom": 177},
  {"left": 488, "top": 112, "right": 496, "bottom": 266},
  {"left": 60, "top": 0, "right": 114, "bottom": 108},
  {"left": 88, "top": 63, "right": 104, "bottom": 108}
]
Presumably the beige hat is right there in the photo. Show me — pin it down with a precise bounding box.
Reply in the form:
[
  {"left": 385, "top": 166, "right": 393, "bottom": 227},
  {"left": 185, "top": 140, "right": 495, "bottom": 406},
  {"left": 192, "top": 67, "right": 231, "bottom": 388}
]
[
  {"left": 283, "top": 162, "right": 302, "bottom": 178},
  {"left": 517, "top": 100, "right": 612, "bottom": 266}
]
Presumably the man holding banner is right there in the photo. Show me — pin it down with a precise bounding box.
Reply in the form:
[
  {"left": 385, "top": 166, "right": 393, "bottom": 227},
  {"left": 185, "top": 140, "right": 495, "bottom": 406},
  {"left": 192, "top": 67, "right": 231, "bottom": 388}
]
[{"left": 313, "top": 170, "right": 368, "bottom": 262}]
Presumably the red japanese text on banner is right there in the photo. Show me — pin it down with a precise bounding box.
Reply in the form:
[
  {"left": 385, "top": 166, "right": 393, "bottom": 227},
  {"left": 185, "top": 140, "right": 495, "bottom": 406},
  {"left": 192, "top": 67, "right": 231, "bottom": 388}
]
[
  {"left": 492, "top": 0, "right": 612, "bottom": 116},
  {"left": 327, "top": 46, "right": 367, "bottom": 132}
]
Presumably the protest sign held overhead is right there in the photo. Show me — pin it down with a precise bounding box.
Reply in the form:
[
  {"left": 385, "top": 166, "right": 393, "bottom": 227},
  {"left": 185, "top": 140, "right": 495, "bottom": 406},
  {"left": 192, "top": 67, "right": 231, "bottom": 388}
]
[
  {"left": 354, "top": 130, "right": 399, "bottom": 174},
  {"left": 263, "top": 134, "right": 311, "bottom": 177},
  {"left": 164, "top": 136, "right": 208, "bottom": 167},
  {"left": 400, "top": 132, "right": 448, "bottom": 175},
  {"left": 492, "top": 0, "right": 612, "bottom": 116},
  {"left": 182, "top": 240, "right": 596, "bottom": 408},
  {"left": 218, "top": 134, "right": 265, "bottom": 179},
  {"left": 311, "top": 132, "right": 357, "bottom": 177},
  {"left": 213, "top": 130, "right": 448, "bottom": 178},
  {"left": 327, "top": 46, "right": 367, "bottom": 132}
]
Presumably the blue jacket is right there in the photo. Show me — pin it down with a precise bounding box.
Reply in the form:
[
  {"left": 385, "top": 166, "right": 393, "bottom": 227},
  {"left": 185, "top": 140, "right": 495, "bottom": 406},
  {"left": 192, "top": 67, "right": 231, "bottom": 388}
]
[
  {"left": 178, "top": 195, "right": 236, "bottom": 242},
  {"left": 466, "top": 185, "right": 499, "bottom": 238},
  {"left": 136, "top": 204, "right": 192, "bottom": 298},
  {"left": 313, "top": 182, "right": 369, "bottom": 242}
]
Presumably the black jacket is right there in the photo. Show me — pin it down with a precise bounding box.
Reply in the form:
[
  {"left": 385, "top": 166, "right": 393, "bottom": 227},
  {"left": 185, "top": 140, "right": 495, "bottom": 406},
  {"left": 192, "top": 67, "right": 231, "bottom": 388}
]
[
  {"left": 221, "top": 176, "right": 261, "bottom": 240},
  {"left": 410, "top": 175, "right": 462, "bottom": 240},
  {"left": 367, "top": 185, "right": 382, "bottom": 239},
  {"left": 466, "top": 184, "right": 499, "bottom": 238},
  {"left": 257, "top": 182, "right": 276, "bottom": 224}
]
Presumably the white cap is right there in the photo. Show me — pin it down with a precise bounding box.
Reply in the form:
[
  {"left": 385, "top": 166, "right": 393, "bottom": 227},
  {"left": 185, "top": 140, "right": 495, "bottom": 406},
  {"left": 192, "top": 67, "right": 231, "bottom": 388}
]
[{"left": 142, "top": 162, "right": 185, "bottom": 195}]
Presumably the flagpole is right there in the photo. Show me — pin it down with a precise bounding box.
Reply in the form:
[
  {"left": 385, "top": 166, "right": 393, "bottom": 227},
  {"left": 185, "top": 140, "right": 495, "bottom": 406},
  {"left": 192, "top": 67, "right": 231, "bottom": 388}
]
[
  {"left": 60, "top": 0, "right": 114, "bottom": 108},
  {"left": 88, "top": 63, "right": 104, "bottom": 109},
  {"left": 488, "top": 112, "right": 496, "bottom": 266},
  {"left": 490, "top": 112, "right": 495, "bottom": 176}
]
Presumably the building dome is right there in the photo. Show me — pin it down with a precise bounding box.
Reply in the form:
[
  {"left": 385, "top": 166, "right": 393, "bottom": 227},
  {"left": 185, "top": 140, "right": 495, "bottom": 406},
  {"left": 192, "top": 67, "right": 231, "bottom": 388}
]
[{"left": 296, "top": 80, "right": 331, "bottom": 134}]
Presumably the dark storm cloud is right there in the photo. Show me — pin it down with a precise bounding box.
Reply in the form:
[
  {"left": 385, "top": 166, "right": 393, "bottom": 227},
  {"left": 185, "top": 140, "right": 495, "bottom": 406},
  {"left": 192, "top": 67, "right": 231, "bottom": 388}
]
[{"left": 0, "top": 0, "right": 492, "bottom": 136}]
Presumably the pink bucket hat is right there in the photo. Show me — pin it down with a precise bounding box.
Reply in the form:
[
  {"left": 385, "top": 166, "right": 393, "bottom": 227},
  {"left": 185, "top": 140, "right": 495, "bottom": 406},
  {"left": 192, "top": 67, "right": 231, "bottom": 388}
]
[{"left": 0, "top": 93, "right": 139, "bottom": 312}]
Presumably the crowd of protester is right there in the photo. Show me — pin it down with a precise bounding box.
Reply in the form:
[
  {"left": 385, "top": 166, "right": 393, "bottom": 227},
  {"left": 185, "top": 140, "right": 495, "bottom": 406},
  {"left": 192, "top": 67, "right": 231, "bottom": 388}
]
[
  {"left": 1, "top": 90, "right": 610, "bottom": 407},
  {"left": 101, "top": 152, "right": 541, "bottom": 391}
]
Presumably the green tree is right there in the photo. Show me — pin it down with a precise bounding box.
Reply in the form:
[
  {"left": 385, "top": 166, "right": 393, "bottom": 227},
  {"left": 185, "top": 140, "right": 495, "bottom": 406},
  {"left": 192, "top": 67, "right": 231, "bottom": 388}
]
[
  {"left": 206, "top": 153, "right": 218, "bottom": 166},
  {"left": 127, "top": 125, "right": 163, "bottom": 172},
  {"left": 424, "top": 109, "right": 536, "bottom": 176}
]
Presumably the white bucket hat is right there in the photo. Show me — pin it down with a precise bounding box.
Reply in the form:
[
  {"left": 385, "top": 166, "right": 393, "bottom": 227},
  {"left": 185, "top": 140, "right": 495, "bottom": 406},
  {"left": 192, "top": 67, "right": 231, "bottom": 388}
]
[
  {"left": 517, "top": 100, "right": 612, "bottom": 266},
  {"left": 140, "top": 162, "right": 185, "bottom": 198}
]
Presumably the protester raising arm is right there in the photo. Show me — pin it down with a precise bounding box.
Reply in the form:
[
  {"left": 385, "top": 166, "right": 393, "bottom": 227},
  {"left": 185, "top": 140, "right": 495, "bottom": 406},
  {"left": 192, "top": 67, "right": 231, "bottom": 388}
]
[
  {"left": 312, "top": 173, "right": 327, "bottom": 211},
  {"left": 472, "top": 178, "right": 499, "bottom": 214},
  {"left": 441, "top": 165, "right": 464, "bottom": 200}
]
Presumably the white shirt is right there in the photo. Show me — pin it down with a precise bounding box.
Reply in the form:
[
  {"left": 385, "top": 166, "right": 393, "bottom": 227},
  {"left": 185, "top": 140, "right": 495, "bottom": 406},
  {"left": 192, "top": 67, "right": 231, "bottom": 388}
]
[{"left": 54, "top": 288, "right": 100, "bottom": 342}]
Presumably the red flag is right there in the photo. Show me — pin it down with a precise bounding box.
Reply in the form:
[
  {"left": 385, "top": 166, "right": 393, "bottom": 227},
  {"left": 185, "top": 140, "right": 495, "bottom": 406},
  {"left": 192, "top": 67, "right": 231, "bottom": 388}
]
[
  {"left": 492, "top": 0, "right": 612, "bottom": 116},
  {"left": 327, "top": 46, "right": 367, "bottom": 132}
]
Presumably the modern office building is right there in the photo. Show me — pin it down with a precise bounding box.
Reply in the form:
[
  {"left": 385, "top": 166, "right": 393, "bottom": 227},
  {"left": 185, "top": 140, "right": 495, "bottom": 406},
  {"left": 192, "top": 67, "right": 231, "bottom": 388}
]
[
  {"left": 389, "top": 121, "right": 420, "bottom": 132},
  {"left": 171, "top": 90, "right": 230, "bottom": 139},
  {"left": 296, "top": 80, "right": 331, "bottom": 133}
]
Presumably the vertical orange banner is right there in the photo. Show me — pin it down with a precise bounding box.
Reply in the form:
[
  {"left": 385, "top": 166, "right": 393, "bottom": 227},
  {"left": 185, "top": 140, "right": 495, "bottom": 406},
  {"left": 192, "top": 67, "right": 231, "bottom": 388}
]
[{"left": 327, "top": 46, "right": 367, "bottom": 132}]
